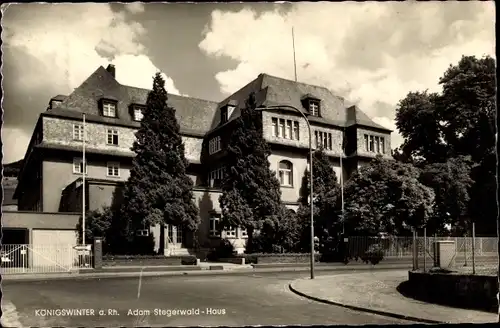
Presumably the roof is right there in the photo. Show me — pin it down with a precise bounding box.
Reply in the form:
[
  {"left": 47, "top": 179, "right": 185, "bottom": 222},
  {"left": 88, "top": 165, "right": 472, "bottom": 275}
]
[
  {"left": 207, "top": 73, "right": 390, "bottom": 132},
  {"left": 53, "top": 66, "right": 219, "bottom": 135},
  {"left": 51, "top": 95, "right": 67, "bottom": 101}
]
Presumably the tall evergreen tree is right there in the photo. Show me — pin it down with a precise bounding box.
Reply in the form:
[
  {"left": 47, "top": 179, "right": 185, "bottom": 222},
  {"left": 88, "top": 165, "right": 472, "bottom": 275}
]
[
  {"left": 297, "top": 148, "right": 342, "bottom": 251},
  {"left": 219, "top": 93, "right": 284, "bottom": 253},
  {"left": 116, "top": 73, "right": 199, "bottom": 253}
]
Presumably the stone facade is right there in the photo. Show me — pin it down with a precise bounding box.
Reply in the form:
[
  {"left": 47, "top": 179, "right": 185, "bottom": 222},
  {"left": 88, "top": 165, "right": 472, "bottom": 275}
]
[{"left": 14, "top": 65, "right": 392, "bottom": 254}]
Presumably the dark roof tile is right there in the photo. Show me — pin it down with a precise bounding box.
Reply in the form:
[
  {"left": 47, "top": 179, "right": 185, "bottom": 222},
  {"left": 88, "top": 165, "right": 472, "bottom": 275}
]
[{"left": 54, "top": 66, "right": 219, "bottom": 134}]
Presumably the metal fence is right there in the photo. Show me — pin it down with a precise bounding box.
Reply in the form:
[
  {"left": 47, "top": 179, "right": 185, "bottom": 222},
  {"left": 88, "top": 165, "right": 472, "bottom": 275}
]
[
  {"left": 1, "top": 244, "right": 93, "bottom": 274},
  {"left": 347, "top": 234, "right": 497, "bottom": 274},
  {"left": 412, "top": 230, "right": 498, "bottom": 275}
]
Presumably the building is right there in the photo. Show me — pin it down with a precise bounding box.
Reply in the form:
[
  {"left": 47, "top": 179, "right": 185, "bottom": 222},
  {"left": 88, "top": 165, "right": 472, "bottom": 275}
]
[
  {"left": 12, "top": 64, "right": 391, "bottom": 254},
  {"left": 2, "top": 177, "right": 18, "bottom": 211}
]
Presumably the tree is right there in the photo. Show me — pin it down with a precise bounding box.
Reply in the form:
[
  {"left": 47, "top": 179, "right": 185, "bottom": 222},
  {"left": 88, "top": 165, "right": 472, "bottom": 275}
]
[
  {"left": 219, "top": 93, "right": 284, "bottom": 253},
  {"left": 344, "top": 156, "right": 435, "bottom": 236},
  {"left": 297, "top": 148, "right": 342, "bottom": 252},
  {"left": 394, "top": 55, "right": 496, "bottom": 235},
  {"left": 395, "top": 55, "right": 495, "bottom": 165},
  {"left": 76, "top": 207, "right": 113, "bottom": 247},
  {"left": 420, "top": 156, "right": 474, "bottom": 235},
  {"left": 118, "top": 73, "right": 199, "bottom": 253}
]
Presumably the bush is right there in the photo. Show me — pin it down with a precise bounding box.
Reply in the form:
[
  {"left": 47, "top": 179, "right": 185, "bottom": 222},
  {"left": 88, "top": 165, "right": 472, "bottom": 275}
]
[
  {"left": 361, "top": 243, "right": 384, "bottom": 265},
  {"left": 207, "top": 239, "right": 235, "bottom": 261}
]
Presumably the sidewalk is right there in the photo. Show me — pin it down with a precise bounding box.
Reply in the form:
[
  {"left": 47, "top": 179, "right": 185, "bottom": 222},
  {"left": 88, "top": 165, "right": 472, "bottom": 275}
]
[
  {"left": 289, "top": 270, "right": 497, "bottom": 324},
  {"left": 1, "top": 262, "right": 411, "bottom": 282}
]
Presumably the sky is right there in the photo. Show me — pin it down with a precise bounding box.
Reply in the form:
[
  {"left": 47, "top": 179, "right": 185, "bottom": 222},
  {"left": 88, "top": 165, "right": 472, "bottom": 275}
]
[{"left": 1, "top": 2, "right": 495, "bottom": 164}]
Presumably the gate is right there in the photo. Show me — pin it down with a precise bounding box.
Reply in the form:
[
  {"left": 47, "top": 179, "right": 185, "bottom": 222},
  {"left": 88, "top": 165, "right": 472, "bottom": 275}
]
[{"left": 1, "top": 244, "right": 93, "bottom": 274}]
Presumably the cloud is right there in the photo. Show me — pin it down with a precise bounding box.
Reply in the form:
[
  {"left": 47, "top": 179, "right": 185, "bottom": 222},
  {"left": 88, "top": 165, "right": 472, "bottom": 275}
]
[
  {"left": 2, "top": 3, "right": 182, "bottom": 163},
  {"left": 199, "top": 2, "right": 495, "bottom": 150}
]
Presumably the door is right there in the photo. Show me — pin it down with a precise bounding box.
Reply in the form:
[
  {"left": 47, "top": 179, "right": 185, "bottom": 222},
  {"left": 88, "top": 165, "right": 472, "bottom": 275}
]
[{"left": 31, "top": 229, "right": 78, "bottom": 270}]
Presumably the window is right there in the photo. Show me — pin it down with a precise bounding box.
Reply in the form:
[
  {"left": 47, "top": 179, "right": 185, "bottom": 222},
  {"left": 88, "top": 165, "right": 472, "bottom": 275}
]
[
  {"left": 107, "top": 162, "right": 120, "bottom": 177},
  {"left": 220, "top": 107, "right": 228, "bottom": 124},
  {"left": 272, "top": 118, "right": 278, "bottom": 137},
  {"left": 278, "top": 160, "right": 293, "bottom": 186},
  {"left": 240, "top": 227, "right": 248, "bottom": 238},
  {"left": 73, "top": 158, "right": 87, "bottom": 174},
  {"left": 73, "top": 124, "right": 84, "bottom": 141},
  {"left": 314, "top": 130, "right": 333, "bottom": 150},
  {"left": 107, "top": 129, "right": 119, "bottom": 145},
  {"left": 225, "top": 226, "right": 236, "bottom": 238},
  {"left": 279, "top": 119, "right": 285, "bottom": 138},
  {"left": 364, "top": 134, "right": 386, "bottom": 154},
  {"left": 293, "top": 121, "right": 299, "bottom": 140},
  {"left": 286, "top": 120, "right": 292, "bottom": 139},
  {"left": 209, "top": 136, "right": 221, "bottom": 154},
  {"left": 309, "top": 101, "right": 319, "bottom": 116},
  {"left": 133, "top": 107, "right": 143, "bottom": 121},
  {"left": 103, "top": 102, "right": 116, "bottom": 117},
  {"left": 271, "top": 117, "right": 300, "bottom": 140},
  {"left": 209, "top": 166, "right": 226, "bottom": 188},
  {"left": 167, "top": 224, "right": 174, "bottom": 242},
  {"left": 176, "top": 225, "right": 183, "bottom": 244},
  {"left": 209, "top": 217, "right": 221, "bottom": 237}
]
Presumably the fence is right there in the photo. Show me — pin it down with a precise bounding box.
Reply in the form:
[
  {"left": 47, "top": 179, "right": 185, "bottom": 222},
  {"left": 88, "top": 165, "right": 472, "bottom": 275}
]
[
  {"left": 347, "top": 234, "right": 497, "bottom": 274},
  {"left": 412, "top": 229, "right": 498, "bottom": 275},
  {"left": 1, "top": 244, "right": 93, "bottom": 274}
]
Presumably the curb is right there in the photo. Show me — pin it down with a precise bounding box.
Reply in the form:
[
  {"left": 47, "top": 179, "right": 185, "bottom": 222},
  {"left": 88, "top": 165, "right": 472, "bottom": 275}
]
[
  {"left": 288, "top": 281, "right": 444, "bottom": 324},
  {"left": 1, "top": 264, "right": 411, "bottom": 283}
]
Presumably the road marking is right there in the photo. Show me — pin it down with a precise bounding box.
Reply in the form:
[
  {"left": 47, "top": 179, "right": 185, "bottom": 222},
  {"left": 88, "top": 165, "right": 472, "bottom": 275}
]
[{"left": 137, "top": 267, "right": 144, "bottom": 299}]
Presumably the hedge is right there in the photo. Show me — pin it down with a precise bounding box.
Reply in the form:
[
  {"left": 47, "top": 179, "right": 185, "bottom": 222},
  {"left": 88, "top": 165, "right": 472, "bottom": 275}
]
[
  {"left": 235, "top": 253, "right": 320, "bottom": 264},
  {"left": 102, "top": 255, "right": 197, "bottom": 266}
]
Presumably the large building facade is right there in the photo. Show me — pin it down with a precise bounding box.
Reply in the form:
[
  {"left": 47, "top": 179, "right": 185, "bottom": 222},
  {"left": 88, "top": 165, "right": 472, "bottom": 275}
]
[{"left": 14, "top": 65, "right": 391, "bottom": 254}]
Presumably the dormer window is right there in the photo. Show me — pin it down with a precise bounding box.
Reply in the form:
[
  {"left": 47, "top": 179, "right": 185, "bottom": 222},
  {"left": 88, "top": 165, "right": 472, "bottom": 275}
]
[
  {"left": 301, "top": 94, "right": 321, "bottom": 117},
  {"left": 50, "top": 100, "right": 62, "bottom": 109},
  {"left": 309, "top": 100, "right": 320, "bottom": 116},
  {"left": 220, "top": 101, "right": 237, "bottom": 124},
  {"left": 220, "top": 107, "right": 228, "bottom": 124},
  {"left": 99, "top": 97, "right": 118, "bottom": 118},
  {"left": 133, "top": 106, "right": 145, "bottom": 121},
  {"left": 103, "top": 102, "right": 116, "bottom": 117}
]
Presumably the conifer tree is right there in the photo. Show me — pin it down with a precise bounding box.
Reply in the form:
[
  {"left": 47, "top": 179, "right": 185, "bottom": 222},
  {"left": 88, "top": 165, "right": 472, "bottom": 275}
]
[
  {"left": 219, "top": 93, "right": 284, "bottom": 253},
  {"left": 297, "top": 148, "right": 342, "bottom": 252},
  {"left": 116, "top": 73, "right": 199, "bottom": 253}
]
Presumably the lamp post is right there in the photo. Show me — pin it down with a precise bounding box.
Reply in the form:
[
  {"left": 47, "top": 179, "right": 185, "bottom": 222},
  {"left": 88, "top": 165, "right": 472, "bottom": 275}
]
[{"left": 256, "top": 105, "right": 315, "bottom": 279}]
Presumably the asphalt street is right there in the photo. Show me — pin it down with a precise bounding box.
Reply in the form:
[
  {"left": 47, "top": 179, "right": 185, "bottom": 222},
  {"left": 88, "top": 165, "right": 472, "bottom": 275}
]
[{"left": 2, "top": 270, "right": 413, "bottom": 326}]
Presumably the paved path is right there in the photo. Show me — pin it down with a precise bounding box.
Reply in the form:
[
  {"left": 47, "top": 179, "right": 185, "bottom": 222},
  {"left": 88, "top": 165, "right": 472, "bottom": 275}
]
[
  {"left": 1, "top": 270, "right": 411, "bottom": 327},
  {"left": 1, "top": 263, "right": 412, "bottom": 282},
  {"left": 289, "top": 270, "right": 497, "bottom": 324}
]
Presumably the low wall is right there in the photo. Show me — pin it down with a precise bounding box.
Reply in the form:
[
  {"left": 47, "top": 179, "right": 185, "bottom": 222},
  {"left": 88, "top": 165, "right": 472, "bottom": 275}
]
[
  {"left": 239, "top": 253, "right": 320, "bottom": 264},
  {"left": 102, "top": 255, "right": 197, "bottom": 266},
  {"left": 407, "top": 270, "right": 498, "bottom": 312}
]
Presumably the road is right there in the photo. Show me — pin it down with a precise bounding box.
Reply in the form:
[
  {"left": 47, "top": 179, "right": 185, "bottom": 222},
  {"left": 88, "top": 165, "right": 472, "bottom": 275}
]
[{"left": 2, "top": 270, "right": 413, "bottom": 326}]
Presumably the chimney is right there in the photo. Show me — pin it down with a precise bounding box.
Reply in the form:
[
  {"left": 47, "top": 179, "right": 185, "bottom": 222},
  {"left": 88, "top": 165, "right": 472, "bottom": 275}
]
[{"left": 106, "top": 64, "right": 116, "bottom": 79}]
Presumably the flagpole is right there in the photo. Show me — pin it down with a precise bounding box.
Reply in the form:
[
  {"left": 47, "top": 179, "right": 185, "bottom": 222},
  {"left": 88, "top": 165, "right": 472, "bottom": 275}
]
[
  {"left": 82, "top": 113, "right": 86, "bottom": 245},
  {"left": 292, "top": 27, "right": 297, "bottom": 82},
  {"left": 340, "top": 127, "right": 345, "bottom": 234}
]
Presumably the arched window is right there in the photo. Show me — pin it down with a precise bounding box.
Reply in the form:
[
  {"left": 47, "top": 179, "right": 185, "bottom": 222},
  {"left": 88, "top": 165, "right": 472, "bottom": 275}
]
[{"left": 278, "top": 160, "right": 293, "bottom": 186}]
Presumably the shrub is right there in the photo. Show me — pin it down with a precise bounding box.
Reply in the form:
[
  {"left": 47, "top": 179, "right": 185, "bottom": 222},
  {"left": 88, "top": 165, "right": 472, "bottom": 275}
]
[
  {"left": 361, "top": 243, "right": 385, "bottom": 265},
  {"left": 207, "top": 239, "right": 235, "bottom": 261}
]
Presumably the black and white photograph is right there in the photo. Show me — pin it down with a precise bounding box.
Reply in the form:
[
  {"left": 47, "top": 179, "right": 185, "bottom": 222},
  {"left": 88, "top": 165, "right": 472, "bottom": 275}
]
[{"left": 0, "top": 1, "right": 497, "bottom": 326}]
